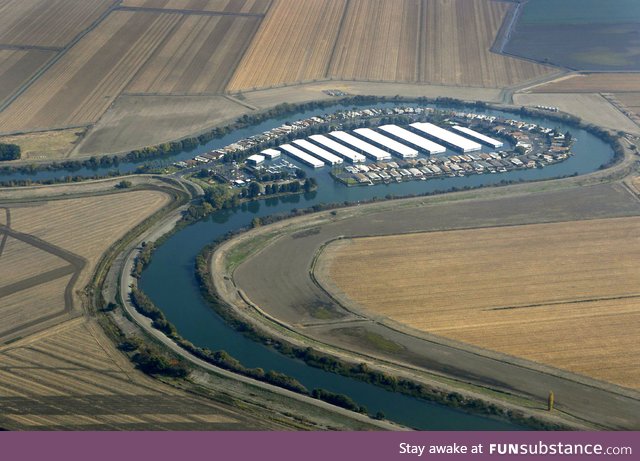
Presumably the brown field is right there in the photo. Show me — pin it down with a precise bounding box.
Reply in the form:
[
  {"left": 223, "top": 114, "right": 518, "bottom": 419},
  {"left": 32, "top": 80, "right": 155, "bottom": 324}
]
[
  {"left": 328, "top": 0, "right": 420, "bottom": 82},
  {"left": 120, "top": 0, "right": 271, "bottom": 14},
  {"left": 1, "top": 190, "right": 170, "bottom": 341},
  {"left": 227, "top": 0, "right": 347, "bottom": 90},
  {"left": 127, "top": 14, "right": 261, "bottom": 94},
  {"left": 0, "top": 49, "right": 54, "bottom": 106},
  {"left": 0, "top": 128, "right": 85, "bottom": 161},
  {"left": 229, "top": 0, "right": 554, "bottom": 91},
  {"left": 0, "top": 11, "right": 181, "bottom": 132},
  {"left": 532, "top": 73, "right": 640, "bottom": 93},
  {"left": 322, "top": 217, "right": 640, "bottom": 388},
  {"left": 0, "top": 319, "right": 253, "bottom": 429},
  {"left": 0, "top": 0, "right": 115, "bottom": 48},
  {"left": 0, "top": 237, "right": 68, "bottom": 287},
  {"left": 9, "top": 191, "right": 169, "bottom": 268},
  {"left": 0, "top": 275, "right": 70, "bottom": 339}
]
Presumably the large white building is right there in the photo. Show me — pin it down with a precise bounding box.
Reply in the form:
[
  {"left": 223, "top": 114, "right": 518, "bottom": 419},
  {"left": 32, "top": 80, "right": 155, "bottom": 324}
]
[
  {"left": 328, "top": 131, "right": 391, "bottom": 161},
  {"left": 451, "top": 126, "right": 503, "bottom": 148},
  {"left": 308, "top": 135, "right": 366, "bottom": 163},
  {"left": 261, "top": 148, "right": 281, "bottom": 159},
  {"left": 354, "top": 128, "right": 418, "bottom": 159},
  {"left": 378, "top": 125, "right": 446, "bottom": 155},
  {"left": 279, "top": 144, "right": 324, "bottom": 168},
  {"left": 411, "top": 123, "right": 482, "bottom": 152},
  {"left": 292, "top": 139, "right": 343, "bottom": 165}
]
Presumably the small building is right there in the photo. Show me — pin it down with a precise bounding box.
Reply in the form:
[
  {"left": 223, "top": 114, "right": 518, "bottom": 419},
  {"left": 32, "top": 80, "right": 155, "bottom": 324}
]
[
  {"left": 261, "top": 148, "right": 281, "bottom": 159},
  {"left": 247, "top": 154, "right": 265, "bottom": 166}
]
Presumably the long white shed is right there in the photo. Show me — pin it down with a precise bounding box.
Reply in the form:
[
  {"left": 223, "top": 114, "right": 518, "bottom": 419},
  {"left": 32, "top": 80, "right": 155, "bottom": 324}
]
[
  {"left": 354, "top": 128, "right": 418, "bottom": 159},
  {"left": 411, "top": 123, "right": 482, "bottom": 152},
  {"left": 279, "top": 144, "right": 325, "bottom": 168},
  {"left": 378, "top": 125, "right": 446, "bottom": 155},
  {"left": 308, "top": 135, "right": 366, "bottom": 163},
  {"left": 328, "top": 131, "right": 391, "bottom": 161},
  {"left": 451, "top": 126, "right": 503, "bottom": 148},
  {"left": 292, "top": 139, "right": 343, "bottom": 165}
]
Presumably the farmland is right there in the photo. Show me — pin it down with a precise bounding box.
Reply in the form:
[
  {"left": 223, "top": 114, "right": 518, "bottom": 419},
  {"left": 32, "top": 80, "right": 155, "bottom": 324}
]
[
  {"left": 320, "top": 217, "right": 640, "bottom": 389},
  {"left": 127, "top": 14, "right": 261, "bottom": 95},
  {"left": 120, "top": 0, "right": 271, "bottom": 14},
  {"left": 0, "top": 128, "right": 85, "bottom": 161},
  {"left": 327, "top": 0, "right": 420, "bottom": 82},
  {"left": 0, "top": 0, "right": 115, "bottom": 48},
  {"left": 0, "top": 189, "right": 170, "bottom": 342},
  {"left": 227, "top": 0, "right": 346, "bottom": 91},
  {"left": 228, "top": 0, "right": 554, "bottom": 91},
  {"left": 0, "top": 49, "right": 54, "bottom": 106},
  {"left": 0, "top": 11, "right": 181, "bottom": 132}
]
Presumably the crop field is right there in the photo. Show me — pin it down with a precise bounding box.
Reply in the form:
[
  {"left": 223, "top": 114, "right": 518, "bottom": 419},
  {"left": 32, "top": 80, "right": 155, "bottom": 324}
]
[
  {"left": 533, "top": 73, "right": 640, "bottom": 93},
  {"left": 0, "top": 0, "right": 115, "bottom": 48},
  {"left": 0, "top": 237, "right": 68, "bottom": 287},
  {"left": 0, "top": 49, "right": 54, "bottom": 106},
  {"left": 322, "top": 217, "right": 640, "bottom": 389},
  {"left": 0, "top": 190, "right": 169, "bottom": 342},
  {"left": 9, "top": 191, "right": 169, "bottom": 268},
  {"left": 228, "top": 0, "right": 554, "bottom": 91},
  {"left": 0, "top": 320, "right": 253, "bottom": 429},
  {"left": 227, "top": 0, "right": 347, "bottom": 90},
  {"left": 0, "top": 11, "right": 181, "bottom": 132},
  {"left": 120, "top": 0, "right": 271, "bottom": 14},
  {"left": 327, "top": 0, "right": 420, "bottom": 82},
  {"left": 127, "top": 14, "right": 261, "bottom": 94}
]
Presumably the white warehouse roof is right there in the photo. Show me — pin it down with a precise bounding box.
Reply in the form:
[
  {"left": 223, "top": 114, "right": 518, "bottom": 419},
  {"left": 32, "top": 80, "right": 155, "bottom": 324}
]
[
  {"left": 354, "top": 128, "right": 418, "bottom": 159},
  {"left": 292, "top": 139, "right": 343, "bottom": 165},
  {"left": 379, "top": 125, "right": 446, "bottom": 155},
  {"left": 328, "top": 131, "right": 391, "bottom": 161},
  {"left": 411, "top": 122, "right": 482, "bottom": 152},
  {"left": 247, "top": 154, "right": 265, "bottom": 164},
  {"left": 261, "top": 148, "right": 281, "bottom": 158},
  {"left": 309, "top": 135, "right": 366, "bottom": 163},
  {"left": 451, "top": 126, "right": 503, "bottom": 148},
  {"left": 279, "top": 144, "right": 324, "bottom": 168}
]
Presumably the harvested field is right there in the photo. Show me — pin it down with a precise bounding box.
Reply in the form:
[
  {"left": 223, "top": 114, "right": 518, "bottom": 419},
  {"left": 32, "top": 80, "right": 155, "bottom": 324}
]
[
  {"left": 328, "top": 0, "right": 420, "bottom": 82},
  {"left": 0, "top": 11, "right": 181, "bottom": 132},
  {"left": 9, "top": 191, "right": 169, "bottom": 267},
  {"left": 127, "top": 14, "right": 261, "bottom": 94},
  {"left": 0, "top": 237, "right": 68, "bottom": 288},
  {"left": 227, "top": 0, "right": 347, "bottom": 90},
  {"left": 0, "top": 49, "right": 54, "bottom": 106},
  {"left": 0, "top": 128, "right": 85, "bottom": 161},
  {"left": 532, "top": 73, "right": 640, "bottom": 93},
  {"left": 0, "top": 320, "right": 256, "bottom": 430},
  {"left": 229, "top": 0, "right": 554, "bottom": 91},
  {"left": 0, "top": 275, "right": 70, "bottom": 340},
  {"left": 321, "top": 217, "right": 640, "bottom": 388},
  {"left": 0, "top": 0, "right": 115, "bottom": 48},
  {"left": 120, "top": 0, "right": 271, "bottom": 14},
  {"left": 0, "top": 190, "right": 169, "bottom": 340}
]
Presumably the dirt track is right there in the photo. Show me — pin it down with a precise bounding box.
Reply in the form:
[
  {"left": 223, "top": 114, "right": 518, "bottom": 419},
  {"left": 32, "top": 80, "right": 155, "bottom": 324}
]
[{"left": 229, "top": 182, "right": 640, "bottom": 429}]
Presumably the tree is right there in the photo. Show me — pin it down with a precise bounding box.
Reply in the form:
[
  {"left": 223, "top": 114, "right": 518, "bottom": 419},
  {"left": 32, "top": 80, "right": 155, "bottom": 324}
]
[
  {"left": 115, "top": 180, "right": 132, "bottom": 189},
  {"left": 0, "top": 143, "right": 21, "bottom": 161},
  {"left": 251, "top": 217, "right": 262, "bottom": 228},
  {"left": 247, "top": 181, "right": 261, "bottom": 198}
]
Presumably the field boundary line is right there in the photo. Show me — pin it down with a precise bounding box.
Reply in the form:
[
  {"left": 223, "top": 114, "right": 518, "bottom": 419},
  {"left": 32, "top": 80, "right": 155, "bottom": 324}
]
[
  {"left": 0, "top": 265, "right": 75, "bottom": 300},
  {"left": 488, "top": 293, "right": 640, "bottom": 311},
  {"left": 0, "top": 44, "right": 62, "bottom": 52},
  {"left": 116, "top": 6, "right": 266, "bottom": 18}
]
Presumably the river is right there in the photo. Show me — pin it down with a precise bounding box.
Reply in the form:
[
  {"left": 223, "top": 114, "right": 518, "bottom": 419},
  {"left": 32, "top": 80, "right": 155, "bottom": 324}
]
[{"left": 127, "top": 103, "right": 612, "bottom": 430}]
